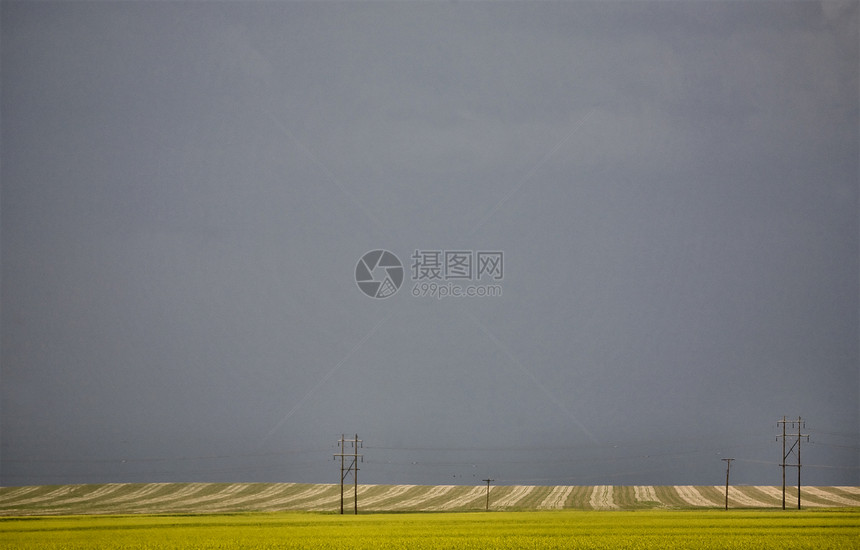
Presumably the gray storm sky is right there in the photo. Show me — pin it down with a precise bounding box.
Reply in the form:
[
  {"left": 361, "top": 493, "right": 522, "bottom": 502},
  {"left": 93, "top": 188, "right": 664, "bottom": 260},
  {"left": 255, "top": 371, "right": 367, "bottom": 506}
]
[{"left": 2, "top": 1, "right": 858, "bottom": 487}]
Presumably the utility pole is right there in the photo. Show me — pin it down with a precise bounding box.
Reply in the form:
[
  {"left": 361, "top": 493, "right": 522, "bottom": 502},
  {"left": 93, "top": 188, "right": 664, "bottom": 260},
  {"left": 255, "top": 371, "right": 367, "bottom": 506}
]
[
  {"left": 333, "top": 434, "right": 363, "bottom": 515},
  {"left": 482, "top": 478, "right": 494, "bottom": 511},
  {"left": 796, "top": 421, "right": 805, "bottom": 510},
  {"left": 777, "top": 417, "right": 808, "bottom": 510},
  {"left": 721, "top": 458, "right": 734, "bottom": 510},
  {"left": 338, "top": 434, "right": 344, "bottom": 514}
]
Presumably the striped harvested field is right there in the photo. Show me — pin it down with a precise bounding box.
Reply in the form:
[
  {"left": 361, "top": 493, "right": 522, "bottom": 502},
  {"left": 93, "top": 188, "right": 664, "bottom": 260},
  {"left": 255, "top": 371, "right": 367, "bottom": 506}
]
[{"left": 1, "top": 483, "right": 858, "bottom": 515}]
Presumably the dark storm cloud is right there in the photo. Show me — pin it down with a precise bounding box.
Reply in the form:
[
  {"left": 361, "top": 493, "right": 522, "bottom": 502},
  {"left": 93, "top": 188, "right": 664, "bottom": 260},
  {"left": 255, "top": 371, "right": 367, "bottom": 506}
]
[{"left": 2, "top": 1, "right": 857, "bottom": 487}]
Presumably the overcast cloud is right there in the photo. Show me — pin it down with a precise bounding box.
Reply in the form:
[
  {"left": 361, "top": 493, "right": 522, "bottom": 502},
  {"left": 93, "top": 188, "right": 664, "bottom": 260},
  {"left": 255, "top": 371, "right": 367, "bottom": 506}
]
[{"left": 2, "top": 1, "right": 857, "bottom": 487}]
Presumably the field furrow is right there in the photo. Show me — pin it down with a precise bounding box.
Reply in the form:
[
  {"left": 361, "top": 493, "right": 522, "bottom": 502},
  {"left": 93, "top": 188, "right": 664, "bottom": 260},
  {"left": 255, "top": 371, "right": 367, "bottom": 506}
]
[
  {"left": 396, "top": 484, "right": 453, "bottom": 510},
  {"left": 429, "top": 485, "right": 485, "bottom": 511},
  {"left": 736, "top": 486, "right": 781, "bottom": 507},
  {"left": 674, "top": 485, "right": 713, "bottom": 507},
  {"left": 117, "top": 483, "right": 212, "bottom": 512},
  {"left": 194, "top": 483, "right": 295, "bottom": 512},
  {"left": 538, "top": 485, "right": 574, "bottom": 509},
  {"left": 1, "top": 483, "right": 858, "bottom": 514},
  {"left": 797, "top": 486, "right": 860, "bottom": 507},
  {"left": 517, "top": 486, "right": 554, "bottom": 508},
  {"left": 563, "top": 485, "right": 593, "bottom": 508},
  {"left": 41, "top": 483, "right": 126, "bottom": 507},
  {"left": 358, "top": 484, "right": 415, "bottom": 509},
  {"left": 492, "top": 485, "right": 535, "bottom": 508},
  {"left": 0, "top": 486, "right": 42, "bottom": 502},
  {"left": 304, "top": 484, "right": 373, "bottom": 511},
  {"left": 78, "top": 483, "right": 168, "bottom": 508},
  {"left": 634, "top": 485, "right": 659, "bottom": 504},
  {"left": 801, "top": 487, "right": 860, "bottom": 506},
  {"left": 754, "top": 485, "right": 786, "bottom": 503},
  {"left": 652, "top": 486, "right": 689, "bottom": 507},
  {"left": 141, "top": 483, "right": 250, "bottom": 513},
  {"left": 610, "top": 486, "right": 634, "bottom": 507},
  {"left": 0, "top": 485, "right": 79, "bottom": 508},
  {"left": 255, "top": 484, "right": 337, "bottom": 511},
  {"left": 589, "top": 485, "right": 618, "bottom": 509},
  {"left": 727, "top": 486, "right": 777, "bottom": 508},
  {"left": 823, "top": 486, "right": 860, "bottom": 502}
]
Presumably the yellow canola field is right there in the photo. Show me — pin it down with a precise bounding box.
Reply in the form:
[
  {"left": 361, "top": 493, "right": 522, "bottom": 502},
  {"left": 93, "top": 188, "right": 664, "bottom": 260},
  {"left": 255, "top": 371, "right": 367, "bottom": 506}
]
[{"left": 2, "top": 509, "right": 858, "bottom": 550}]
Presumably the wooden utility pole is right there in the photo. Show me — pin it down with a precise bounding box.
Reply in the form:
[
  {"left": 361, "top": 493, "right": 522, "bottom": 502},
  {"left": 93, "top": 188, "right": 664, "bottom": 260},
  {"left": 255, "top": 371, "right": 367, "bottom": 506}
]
[
  {"left": 338, "top": 434, "right": 345, "bottom": 514},
  {"left": 482, "top": 478, "right": 494, "bottom": 511},
  {"left": 333, "top": 434, "right": 363, "bottom": 514},
  {"left": 721, "top": 458, "right": 734, "bottom": 510},
  {"left": 777, "top": 417, "right": 808, "bottom": 510},
  {"left": 354, "top": 434, "right": 360, "bottom": 515},
  {"left": 780, "top": 416, "right": 786, "bottom": 510},
  {"left": 796, "top": 421, "right": 804, "bottom": 510}
]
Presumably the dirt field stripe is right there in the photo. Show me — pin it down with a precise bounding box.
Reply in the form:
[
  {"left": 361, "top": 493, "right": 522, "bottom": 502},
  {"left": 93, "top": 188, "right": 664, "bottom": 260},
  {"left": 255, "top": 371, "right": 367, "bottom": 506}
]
[
  {"left": 634, "top": 485, "right": 658, "bottom": 503},
  {"left": 823, "top": 486, "right": 860, "bottom": 501},
  {"left": 161, "top": 484, "right": 258, "bottom": 512},
  {"left": 538, "top": 485, "right": 574, "bottom": 509},
  {"left": 801, "top": 486, "right": 860, "bottom": 506},
  {"left": 611, "top": 486, "right": 635, "bottom": 507},
  {"left": 673, "top": 486, "right": 711, "bottom": 507},
  {"left": 521, "top": 486, "right": 555, "bottom": 508},
  {"left": 5, "top": 483, "right": 859, "bottom": 513},
  {"left": 652, "top": 486, "right": 687, "bottom": 507},
  {"left": 116, "top": 483, "right": 210, "bottom": 511},
  {"left": 120, "top": 483, "right": 217, "bottom": 511},
  {"left": 303, "top": 484, "right": 371, "bottom": 511},
  {"left": 0, "top": 486, "right": 42, "bottom": 502},
  {"left": 28, "top": 484, "right": 200, "bottom": 515},
  {"left": 82, "top": 483, "right": 168, "bottom": 507},
  {"left": 195, "top": 483, "right": 296, "bottom": 512},
  {"left": 249, "top": 484, "right": 333, "bottom": 510},
  {"left": 492, "top": 485, "right": 535, "bottom": 508},
  {"left": 589, "top": 485, "right": 618, "bottom": 509},
  {"left": 173, "top": 483, "right": 253, "bottom": 507},
  {"left": 395, "top": 485, "right": 453, "bottom": 510},
  {"left": 726, "top": 486, "right": 774, "bottom": 507},
  {"left": 735, "top": 486, "right": 780, "bottom": 507},
  {"left": 754, "top": 485, "right": 828, "bottom": 508},
  {"left": 118, "top": 483, "right": 253, "bottom": 514},
  {"left": 304, "top": 484, "right": 374, "bottom": 511},
  {"left": 38, "top": 483, "right": 127, "bottom": 508},
  {"left": 365, "top": 485, "right": 426, "bottom": 510},
  {"left": 754, "top": 485, "right": 784, "bottom": 502},
  {"left": 359, "top": 485, "right": 415, "bottom": 509},
  {"left": 0, "top": 485, "right": 84, "bottom": 507},
  {"left": 18, "top": 483, "right": 170, "bottom": 514},
  {"left": 430, "top": 485, "right": 485, "bottom": 511}
]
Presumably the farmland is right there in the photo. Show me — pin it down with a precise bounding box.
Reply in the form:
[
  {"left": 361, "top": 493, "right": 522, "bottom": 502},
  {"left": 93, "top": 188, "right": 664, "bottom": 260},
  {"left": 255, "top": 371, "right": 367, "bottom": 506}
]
[
  {"left": 1, "top": 483, "right": 859, "bottom": 515},
  {"left": 2, "top": 484, "right": 858, "bottom": 549},
  {"left": 2, "top": 509, "right": 858, "bottom": 549}
]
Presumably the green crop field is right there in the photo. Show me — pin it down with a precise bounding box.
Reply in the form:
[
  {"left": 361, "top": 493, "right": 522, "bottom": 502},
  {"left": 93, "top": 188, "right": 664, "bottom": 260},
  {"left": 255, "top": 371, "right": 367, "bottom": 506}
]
[{"left": 1, "top": 509, "right": 858, "bottom": 550}]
